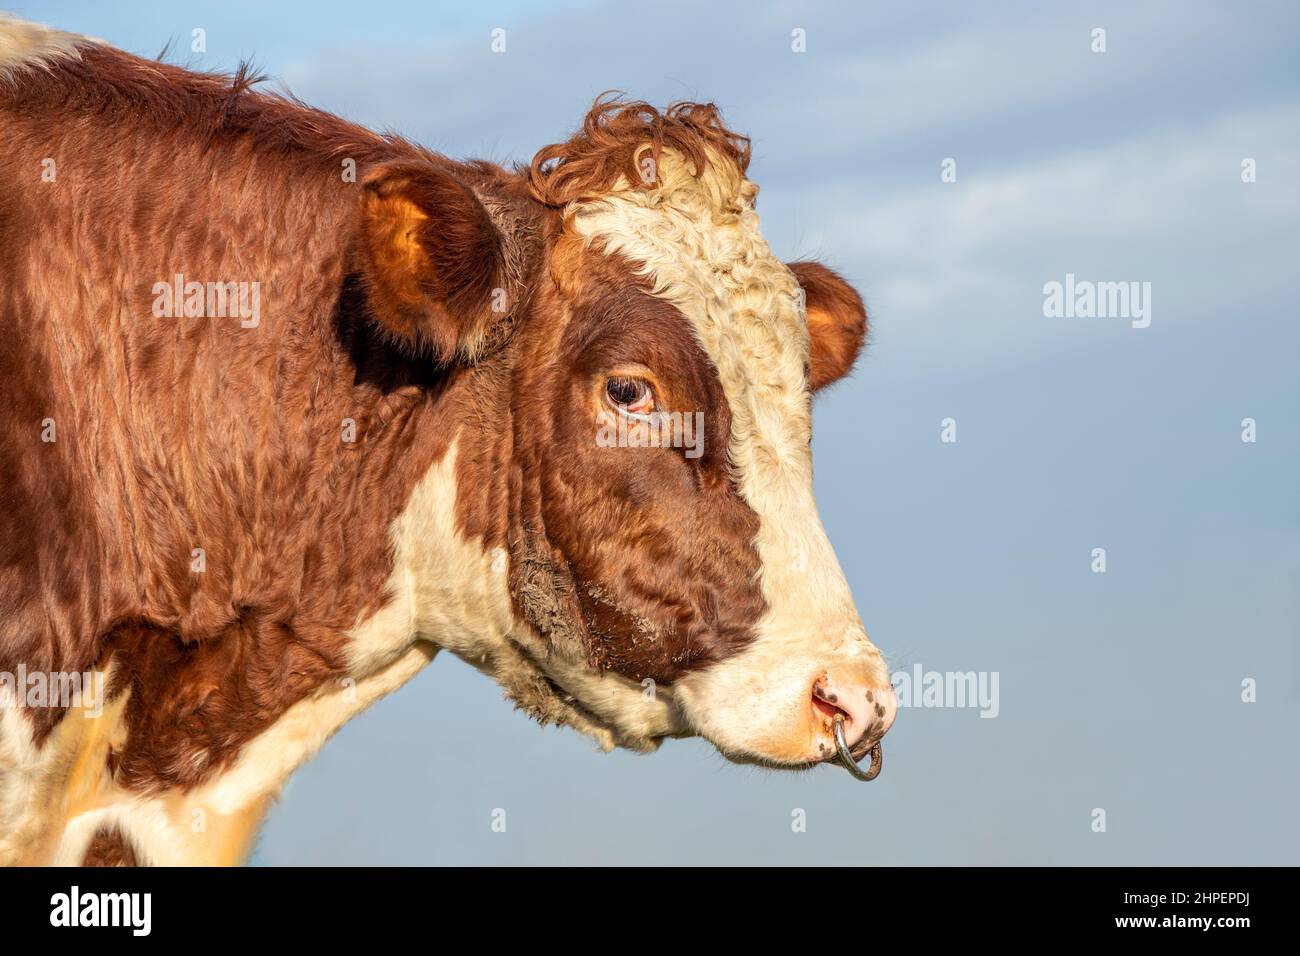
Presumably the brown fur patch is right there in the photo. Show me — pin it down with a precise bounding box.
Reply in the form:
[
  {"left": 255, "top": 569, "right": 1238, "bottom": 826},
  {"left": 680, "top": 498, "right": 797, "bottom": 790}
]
[
  {"left": 497, "top": 241, "right": 765, "bottom": 681},
  {"left": 0, "top": 41, "right": 497, "bottom": 782},
  {"left": 81, "top": 826, "right": 137, "bottom": 867},
  {"left": 527, "top": 93, "right": 751, "bottom": 207}
]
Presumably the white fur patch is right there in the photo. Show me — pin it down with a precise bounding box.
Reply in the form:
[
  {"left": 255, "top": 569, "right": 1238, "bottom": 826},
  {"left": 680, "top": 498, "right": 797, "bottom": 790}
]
[
  {"left": 0, "top": 14, "right": 96, "bottom": 82},
  {"left": 567, "top": 149, "right": 889, "bottom": 762},
  {"left": 0, "top": 686, "right": 53, "bottom": 863}
]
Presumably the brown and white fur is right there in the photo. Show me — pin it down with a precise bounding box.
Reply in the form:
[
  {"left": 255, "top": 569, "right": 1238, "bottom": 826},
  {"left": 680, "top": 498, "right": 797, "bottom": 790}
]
[{"left": 0, "top": 15, "right": 895, "bottom": 866}]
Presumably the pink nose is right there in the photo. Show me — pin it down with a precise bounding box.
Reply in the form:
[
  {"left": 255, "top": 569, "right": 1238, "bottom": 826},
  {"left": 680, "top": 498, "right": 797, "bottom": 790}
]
[{"left": 812, "top": 674, "right": 897, "bottom": 753}]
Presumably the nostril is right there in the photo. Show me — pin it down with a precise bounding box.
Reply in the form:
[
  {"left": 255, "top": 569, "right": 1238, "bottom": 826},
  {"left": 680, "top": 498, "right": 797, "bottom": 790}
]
[
  {"left": 812, "top": 674, "right": 897, "bottom": 755},
  {"left": 811, "top": 695, "right": 847, "bottom": 721},
  {"left": 811, "top": 680, "right": 850, "bottom": 722}
]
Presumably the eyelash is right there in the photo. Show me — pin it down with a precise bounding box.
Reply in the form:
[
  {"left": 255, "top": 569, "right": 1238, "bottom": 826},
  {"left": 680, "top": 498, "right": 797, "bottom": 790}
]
[{"left": 605, "top": 376, "right": 655, "bottom": 416}]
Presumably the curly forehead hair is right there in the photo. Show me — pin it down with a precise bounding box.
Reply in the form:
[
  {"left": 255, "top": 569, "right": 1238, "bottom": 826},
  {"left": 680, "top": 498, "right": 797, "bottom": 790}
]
[{"left": 527, "top": 93, "right": 752, "bottom": 208}]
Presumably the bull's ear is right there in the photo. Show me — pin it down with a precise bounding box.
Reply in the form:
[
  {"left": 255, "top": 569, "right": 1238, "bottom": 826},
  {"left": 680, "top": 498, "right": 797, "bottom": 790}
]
[
  {"left": 356, "top": 161, "right": 506, "bottom": 362},
  {"left": 789, "top": 261, "right": 868, "bottom": 392}
]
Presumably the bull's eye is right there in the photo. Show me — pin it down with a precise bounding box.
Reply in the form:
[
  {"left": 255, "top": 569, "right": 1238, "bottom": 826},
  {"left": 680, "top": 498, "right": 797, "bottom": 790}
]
[{"left": 605, "top": 376, "right": 655, "bottom": 416}]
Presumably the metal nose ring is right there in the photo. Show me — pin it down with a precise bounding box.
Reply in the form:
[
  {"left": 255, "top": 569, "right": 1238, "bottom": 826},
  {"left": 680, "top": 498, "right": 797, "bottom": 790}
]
[{"left": 833, "top": 713, "right": 883, "bottom": 782}]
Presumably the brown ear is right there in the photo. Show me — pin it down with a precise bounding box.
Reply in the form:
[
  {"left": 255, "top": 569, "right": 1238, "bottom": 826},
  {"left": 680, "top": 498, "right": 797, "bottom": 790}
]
[
  {"left": 789, "top": 261, "right": 868, "bottom": 391},
  {"left": 356, "top": 161, "right": 507, "bottom": 362}
]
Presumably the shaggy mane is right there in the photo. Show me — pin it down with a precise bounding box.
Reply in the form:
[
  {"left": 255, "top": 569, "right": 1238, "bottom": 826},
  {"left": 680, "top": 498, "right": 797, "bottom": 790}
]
[{"left": 527, "top": 93, "right": 752, "bottom": 208}]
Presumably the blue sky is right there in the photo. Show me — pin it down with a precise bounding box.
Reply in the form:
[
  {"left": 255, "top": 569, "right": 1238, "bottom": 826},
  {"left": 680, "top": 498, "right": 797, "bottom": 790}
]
[{"left": 17, "top": 0, "right": 1299, "bottom": 864}]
